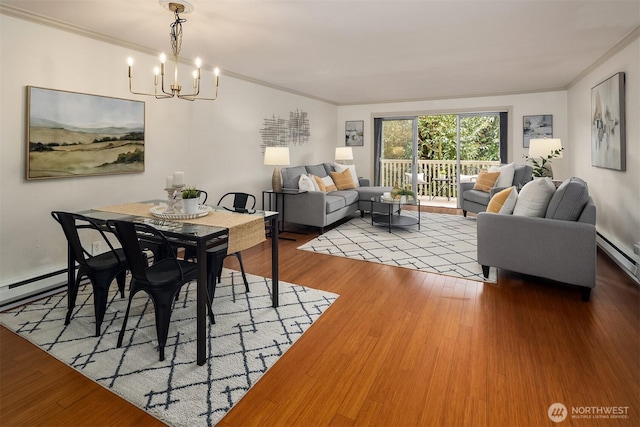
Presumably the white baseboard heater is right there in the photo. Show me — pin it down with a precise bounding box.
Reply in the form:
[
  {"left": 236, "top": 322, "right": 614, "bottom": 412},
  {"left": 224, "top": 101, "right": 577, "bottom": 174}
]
[{"left": 597, "top": 233, "right": 640, "bottom": 284}]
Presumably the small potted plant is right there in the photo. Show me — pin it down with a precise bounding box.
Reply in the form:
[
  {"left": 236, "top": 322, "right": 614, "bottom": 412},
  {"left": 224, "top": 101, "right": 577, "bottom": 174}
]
[
  {"left": 524, "top": 147, "right": 563, "bottom": 178},
  {"left": 391, "top": 186, "right": 415, "bottom": 203},
  {"left": 181, "top": 186, "right": 200, "bottom": 214}
]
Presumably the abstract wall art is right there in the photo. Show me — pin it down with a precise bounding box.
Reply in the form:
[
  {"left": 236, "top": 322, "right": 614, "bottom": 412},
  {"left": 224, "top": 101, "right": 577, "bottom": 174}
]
[{"left": 591, "top": 72, "right": 626, "bottom": 171}]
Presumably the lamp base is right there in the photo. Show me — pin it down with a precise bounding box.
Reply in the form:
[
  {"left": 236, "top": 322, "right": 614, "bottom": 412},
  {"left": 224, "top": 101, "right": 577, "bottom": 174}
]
[{"left": 272, "top": 166, "right": 283, "bottom": 192}]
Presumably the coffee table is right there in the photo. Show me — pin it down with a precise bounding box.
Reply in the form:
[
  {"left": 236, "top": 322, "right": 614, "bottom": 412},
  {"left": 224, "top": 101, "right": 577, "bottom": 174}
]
[{"left": 370, "top": 196, "right": 421, "bottom": 232}]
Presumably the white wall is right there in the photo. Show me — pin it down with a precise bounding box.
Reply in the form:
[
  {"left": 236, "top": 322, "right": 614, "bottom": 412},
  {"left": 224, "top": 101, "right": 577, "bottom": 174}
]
[
  {"left": 337, "top": 91, "right": 568, "bottom": 185},
  {"left": 567, "top": 37, "right": 640, "bottom": 262},
  {"left": 0, "top": 15, "right": 337, "bottom": 297}
]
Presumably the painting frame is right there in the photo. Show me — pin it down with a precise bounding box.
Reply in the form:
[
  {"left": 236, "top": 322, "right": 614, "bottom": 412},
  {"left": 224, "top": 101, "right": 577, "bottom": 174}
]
[
  {"left": 591, "top": 72, "right": 626, "bottom": 171},
  {"left": 523, "top": 115, "right": 552, "bottom": 148},
  {"left": 26, "top": 86, "right": 145, "bottom": 180},
  {"left": 345, "top": 120, "right": 364, "bottom": 147}
]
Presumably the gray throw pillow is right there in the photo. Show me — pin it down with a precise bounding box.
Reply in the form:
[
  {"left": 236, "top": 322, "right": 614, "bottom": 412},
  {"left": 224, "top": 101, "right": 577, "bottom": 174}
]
[{"left": 545, "top": 177, "right": 590, "bottom": 221}]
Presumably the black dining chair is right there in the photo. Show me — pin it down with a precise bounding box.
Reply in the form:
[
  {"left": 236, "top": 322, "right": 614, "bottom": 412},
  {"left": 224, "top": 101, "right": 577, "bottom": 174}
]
[
  {"left": 107, "top": 219, "right": 212, "bottom": 361},
  {"left": 212, "top": 192, "right": 256, "bottom": 291},
  {"left": 51, "top": 211, "right": 128, "bottom": 336}
]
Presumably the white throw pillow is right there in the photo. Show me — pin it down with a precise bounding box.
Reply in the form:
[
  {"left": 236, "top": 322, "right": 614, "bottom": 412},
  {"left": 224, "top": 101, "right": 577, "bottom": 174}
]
[
  {"left": 298, "top": 174, "right": 317, "bottom": 192},
  {"left": 512, "top": 178, "right": 556, "bottom": 217},
  {"left": 333, "top": 163, "right": 359, "bottom": 188},
  {"left": 489, "top": 163, "right": 515, "bottom": 188},
  {"left": 499, "top": 187, "right": 519, "bottom": 215}
]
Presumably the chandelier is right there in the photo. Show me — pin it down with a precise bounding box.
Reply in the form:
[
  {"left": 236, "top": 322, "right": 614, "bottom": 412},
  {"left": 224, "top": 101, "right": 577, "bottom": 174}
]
[{"left": 127, "top": 0, "right": 219, "bottom": 101}]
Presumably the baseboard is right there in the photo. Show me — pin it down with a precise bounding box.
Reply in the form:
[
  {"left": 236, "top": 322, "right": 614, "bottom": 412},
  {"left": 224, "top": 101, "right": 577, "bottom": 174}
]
[
  {"left": 597, "top": 233, "right": 640, "bottom": 285},
  {"left": 0, "top": 269, "right": 68, "bottom": 311}
]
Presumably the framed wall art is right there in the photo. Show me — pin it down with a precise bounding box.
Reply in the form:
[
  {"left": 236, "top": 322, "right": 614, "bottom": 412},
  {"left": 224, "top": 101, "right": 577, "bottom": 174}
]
[
  {"left": 26, "top": 86, "right": 145, "bottom": 180},
  {"left": 345, "top": 120, "right": 364, "bottom": 146},
  {"left": 591, "top": 72, "right": 626, "bottom": 171},
  {"left": 523, "top": 115, "right": 552, "bottom": 148}
]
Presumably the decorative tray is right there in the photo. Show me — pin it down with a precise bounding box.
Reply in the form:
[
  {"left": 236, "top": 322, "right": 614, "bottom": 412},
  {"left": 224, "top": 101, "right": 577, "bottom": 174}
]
[{"left": 150, "top": 205, "right": 212, "bottom": 220}]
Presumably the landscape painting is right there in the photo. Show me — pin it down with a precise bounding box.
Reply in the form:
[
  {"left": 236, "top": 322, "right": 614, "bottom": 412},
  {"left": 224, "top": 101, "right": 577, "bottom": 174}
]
[
  {"left": 591, "top": 72, "right": 626, "bottom": 171},
  {"left": 26, "top": 86, "right": 145, "bottom": 180}
]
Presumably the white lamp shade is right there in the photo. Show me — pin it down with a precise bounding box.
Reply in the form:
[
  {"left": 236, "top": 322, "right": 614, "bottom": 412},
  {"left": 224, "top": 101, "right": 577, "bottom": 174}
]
[
  {"left": 264, "top": 146, "right": 290, "bottom": 166},
  {"left": 335, "top": 147, "right": 354, "bottom": 161},
  {"left": 529, "top": 138, "right": 563, "bottom": 159}
]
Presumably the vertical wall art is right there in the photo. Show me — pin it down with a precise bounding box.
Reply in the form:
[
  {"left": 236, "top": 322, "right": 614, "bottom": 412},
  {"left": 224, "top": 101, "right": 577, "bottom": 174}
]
[
  {"left": 523, "top": 115, "right": 552, "bottom": 148},
  {"left": 26, "top": 86, "right": 145, "bottom": 180},
  {"left": 345, "top": 120, "right": 364, "bottom": 146},
  {"left": 591, "top": 72, "right": 626, "bottom": 171}
]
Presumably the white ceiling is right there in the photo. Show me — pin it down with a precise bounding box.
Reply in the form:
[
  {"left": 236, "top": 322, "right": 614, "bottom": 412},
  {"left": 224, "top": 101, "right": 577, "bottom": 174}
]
[{"left": 3, "top": 0, "right": 639, "bottom": 105}]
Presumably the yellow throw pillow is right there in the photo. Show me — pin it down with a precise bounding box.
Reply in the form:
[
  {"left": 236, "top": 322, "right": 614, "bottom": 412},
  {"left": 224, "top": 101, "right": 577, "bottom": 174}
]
[
  {"left": 487, "top": 186, "right": 517, "bottom": 214},
  {"left": 330, "top": 168, "right": 356, "bottom": 190},
  {"left": 473, "top": 170, "right": 501, "bottom": 192},
  {"left": 312, "top": 174, "right": 337, "bottom": 192}
]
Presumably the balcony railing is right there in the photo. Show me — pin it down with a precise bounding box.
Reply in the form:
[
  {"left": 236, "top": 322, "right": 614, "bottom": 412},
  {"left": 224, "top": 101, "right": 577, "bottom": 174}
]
[{"left": 380, "top": 159, "right": 500, "bottom": 199}]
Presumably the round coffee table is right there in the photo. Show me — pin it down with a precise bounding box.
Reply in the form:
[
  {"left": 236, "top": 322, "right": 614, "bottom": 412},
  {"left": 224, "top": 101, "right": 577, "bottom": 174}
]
[{"left": 370, "top": 196, "right": 421, "bottom": 232}]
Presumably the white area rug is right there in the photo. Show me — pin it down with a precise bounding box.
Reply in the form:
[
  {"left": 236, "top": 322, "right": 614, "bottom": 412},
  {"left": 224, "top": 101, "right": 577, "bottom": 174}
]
[
  {"left": 0, "top": 269, "right": 338, "bottom": 426},
  {"left": 298, "top": 212, "right": 496, "bottom": 283}
]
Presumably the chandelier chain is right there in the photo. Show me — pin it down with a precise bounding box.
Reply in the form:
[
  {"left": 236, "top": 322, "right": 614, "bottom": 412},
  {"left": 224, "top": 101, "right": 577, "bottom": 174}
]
[{"left": 170, "top": 9, "right": 185, "bottom": 57}]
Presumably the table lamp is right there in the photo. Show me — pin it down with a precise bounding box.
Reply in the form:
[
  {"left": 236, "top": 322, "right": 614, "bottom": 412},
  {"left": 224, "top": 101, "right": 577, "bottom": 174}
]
[
  {"left": 264, "top": 146, "right": 290, "bottom": 192},
  {"left": 528, "top": 138, "right": 563, "bottom": 178},
  {"left": 335, "top": 147, "right": 353, "bottom": 164}
]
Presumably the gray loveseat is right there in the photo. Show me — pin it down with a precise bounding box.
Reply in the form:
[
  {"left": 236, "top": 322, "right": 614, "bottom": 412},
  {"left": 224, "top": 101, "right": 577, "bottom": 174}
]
[
  {"left": 460, "top": 164, "right": 533, "bottom": 216},
  {"left": 279, "top": 163, "right": 391, "bottom": 232},
  {"left": 476, "top": 177, "right": 596, "bottom": 301}
]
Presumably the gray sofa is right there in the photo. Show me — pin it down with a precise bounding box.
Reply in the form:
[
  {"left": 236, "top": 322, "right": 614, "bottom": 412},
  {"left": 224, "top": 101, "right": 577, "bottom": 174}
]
[
  {"left": 476, "top": 177, "right": 596, "bottom": 301},
  {"left": 279, "top": 163, "right": 391, "bottom": 232},
  {"left": 459, "top": 164, "right": 533, "bottom": 216}
]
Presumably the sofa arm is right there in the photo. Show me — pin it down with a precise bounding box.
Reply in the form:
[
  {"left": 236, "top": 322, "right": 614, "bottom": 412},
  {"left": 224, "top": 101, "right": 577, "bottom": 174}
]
[
  {"left": 280, "top": 190, "right": 327, "bottom": 228},
  {"left": 460, "top": 182, "right": 476, "bottom": 193},
  {"left": 359, "top": 178, "right": 370, "bottom": 186},
  {"left": 477, "top": 212, "right": 596, "bottom": 288}
]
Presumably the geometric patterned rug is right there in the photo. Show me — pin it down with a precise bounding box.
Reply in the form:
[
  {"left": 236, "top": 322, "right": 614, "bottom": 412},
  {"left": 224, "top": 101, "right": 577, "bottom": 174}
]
[
  {"left": 0, "top": 269, "right": 338, "bottom": 426},
  {"left": 298, "top": 212, "right": 496, "bottom": 283}
]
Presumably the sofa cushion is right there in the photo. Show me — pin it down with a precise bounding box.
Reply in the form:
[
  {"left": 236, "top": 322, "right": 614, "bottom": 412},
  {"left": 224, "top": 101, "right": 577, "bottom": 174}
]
[
  {"left": 473, "top": 170, "right": 501, "bottom": 192},
  {"left": 487, "top": 186, "right": 517, "bottom": 214},
  {"left": 333, "top": 163, "right": 360, "bottom": 188},
  {"left": 281, "top": 166, "right": 307, "bottom": 190},
  {"left": 330, "top": 168, "right": 356, "bottom": 190},
  {"left": 306, "top": 164, "right": 329, "bottom": 177},
  {"left": 313, "top": 174, "right": 337, "bottom": 192},
  {"left": 545, "top": 177, "right": 590, "bottom": 221},
  {"left": 489, "top": 163, "right": 515, "bottom": 188},
  {"left": 332, "top": 190, "right": 359, "bottom": 206},
  {"left": 463, "top": 189, "right": 491, "bottom": 205},
  {"left": 355, "top": 186, "right": 391, "bottom": 200},
  {"left": 513, "top": 178, "right": 556, "bottom": 217},
  {"left": 325, "top": 194, "right": 347, "bottom": 213}
]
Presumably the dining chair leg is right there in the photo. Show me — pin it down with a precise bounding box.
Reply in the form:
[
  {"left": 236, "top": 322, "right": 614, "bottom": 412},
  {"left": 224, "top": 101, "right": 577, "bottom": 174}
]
[
  {"left": 117, "top": 295, "right": 134, "bottom": 348},
  {"left": 234, "top": 253, "right": 249, "bottom": 292},
  {"left": 115, "top": 270, "right": 127, "bottom": 298},
  {"left": 65, "top": 274, "right": 82, "bottom": 325}
]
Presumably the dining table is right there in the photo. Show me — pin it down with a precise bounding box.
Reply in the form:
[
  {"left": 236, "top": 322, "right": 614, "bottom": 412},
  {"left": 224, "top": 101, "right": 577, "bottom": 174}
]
[{"left": 74, "top": 199, "right": 279, "bottom": 366}]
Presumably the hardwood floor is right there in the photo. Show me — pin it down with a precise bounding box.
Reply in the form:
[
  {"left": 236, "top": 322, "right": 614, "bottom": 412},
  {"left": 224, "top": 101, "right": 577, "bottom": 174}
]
[{"left": 1, "top": 208, "right": 638, "bottom": 426}]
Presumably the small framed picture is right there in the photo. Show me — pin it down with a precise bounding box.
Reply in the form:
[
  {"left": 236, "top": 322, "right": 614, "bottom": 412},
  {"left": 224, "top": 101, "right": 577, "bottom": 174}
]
[
  {"left": 345, "top": 120, "right": 364, "bottom": 146},
  {"left": 523, "top": 115, "right": 552, "bottom": 148}
]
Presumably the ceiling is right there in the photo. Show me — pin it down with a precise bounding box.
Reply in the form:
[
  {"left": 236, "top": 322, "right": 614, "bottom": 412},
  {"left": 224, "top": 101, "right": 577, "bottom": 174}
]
[{"left": 2, "top": 0, "right": 639, "bottom": 105}]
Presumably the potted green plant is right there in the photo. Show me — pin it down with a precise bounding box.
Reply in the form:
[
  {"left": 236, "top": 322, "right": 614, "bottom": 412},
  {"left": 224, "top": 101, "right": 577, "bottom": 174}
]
[
  {"left": 391, "top": 186, "right": 415, "bottom": 203},
  {"left": 524, "top": 147, "right": 564, "bottom": 178},
  {"left": 181, "top": 187, "right": 200, "bottom": 214}
]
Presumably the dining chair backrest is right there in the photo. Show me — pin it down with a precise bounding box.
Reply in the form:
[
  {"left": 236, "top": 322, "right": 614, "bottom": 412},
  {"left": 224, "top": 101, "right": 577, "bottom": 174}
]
[
  {"left": 217, "top": 192, "right": 256, "bottom": 212},
  {"left": 51, "top": 211, "right": 123, "bottom": 267},
  {"left": 107, "top": 220, "right": 186, "bottom": 283},
  {"left": 196, "top": 189, "right": 208, "bottom": 204}
]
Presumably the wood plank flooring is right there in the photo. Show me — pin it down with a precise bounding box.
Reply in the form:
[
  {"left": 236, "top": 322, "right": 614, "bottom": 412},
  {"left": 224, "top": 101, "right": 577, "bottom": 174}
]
[{"left": 1, "top": 208, "right": 638, "bottom": 426}]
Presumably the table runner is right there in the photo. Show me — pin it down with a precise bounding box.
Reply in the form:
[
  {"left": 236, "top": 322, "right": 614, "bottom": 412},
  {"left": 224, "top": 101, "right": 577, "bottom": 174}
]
[{"left": 95, "top": 203, "right": 266, "bottom": 254}]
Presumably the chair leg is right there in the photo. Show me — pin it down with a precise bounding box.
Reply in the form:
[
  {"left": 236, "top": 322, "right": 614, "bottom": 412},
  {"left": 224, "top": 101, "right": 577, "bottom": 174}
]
[
  {"left": 115, "top": 270, "right": 127, "bottom": 298},
  {"left": 482, "top": 265, "right": 490, "bottom": 278},
  {"left": 117, "top": 296, "right": 134, "bottom": 347},
  {"left": 234, "top": 253, "right": 249, "bottom": 292},
  {"left": 91, "top": 281, "right": 110, "bottom": 337},
  {"left": 65, "top": 274, "right": 83, "bottom": 325},
  {"left": 152, "top": 294, "right": 177, "bottom": 362}
]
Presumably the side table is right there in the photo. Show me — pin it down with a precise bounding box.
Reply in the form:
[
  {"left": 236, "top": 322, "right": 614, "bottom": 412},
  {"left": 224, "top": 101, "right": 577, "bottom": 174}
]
[{"left": 262, "top": 189, "right": 307, "bottom": 240}]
